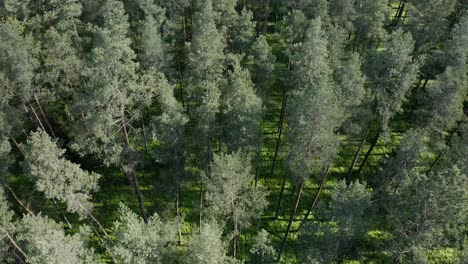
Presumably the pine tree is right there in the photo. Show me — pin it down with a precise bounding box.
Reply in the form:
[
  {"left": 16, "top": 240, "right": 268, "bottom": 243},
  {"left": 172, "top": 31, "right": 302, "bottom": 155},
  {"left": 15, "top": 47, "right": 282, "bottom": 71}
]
[
  {"left": 71, "top": 0, "right": 157, "bottom": 222},
  {"left": 250, "top": 35, "right": 276, "bottom": 100},
  {"left": 228, "top": 7, "right": 256, "bottom": 53},
  {"left": 205, "top": 152, "right": 268, "bottom": 258},
  {"left": 301, "top": 180, "right": 373, "bottom": 263},
  {"left": 23, "top": 130, "right": 100, "bottom": 217},
  {"left": 222, "top": 59, "right": 263, "bottom": 152},
  {"left": 16, "top": 214, "right": 99, "bottom": 264},
  {"left": 328, "top": 0, "right": 355, "bottom": 32},
  {"left": 277, "top": 18, "right": 342, "bottom": 260},
  {"left": 386, "top": 167, "right": 468, "bottom": 262},
  {"left": 110, "top": 203, "right": 178, "bottom": 264},
  {"left": 187, "top": 0, "right": 226, "bottom": 86},
  {"left": 249, "top": 229, "right": 276, "bottom": 264},
  {"left": 353, "top": 0, "right": 392, "bottom": 51},
  {"left": 406, "top": 0, "right": 458, "bottom": 53},
  {"left": 185, "top": 221, "right": 238, "bottom": 264},
  {"left": 355, "top": 29, "right": 418, "bottom": 175}
]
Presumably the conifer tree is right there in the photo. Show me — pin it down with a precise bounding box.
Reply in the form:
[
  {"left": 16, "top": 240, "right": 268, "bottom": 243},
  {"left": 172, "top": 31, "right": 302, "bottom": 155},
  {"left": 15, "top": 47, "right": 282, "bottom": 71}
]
[
  {"left": 23, "top": 130, "right": 100, "bottom": 217},
  {"left": 353, "top": 0, "right": 391, "bottom": 51},
  {"left": 228, "top": 8, "right": 256, "bottom": 53},
  {"left": 277, "top": 18, "right": 342, "bottom": 260},
  {"left": 249, "top": 229, "right": 276, "bottom": 264},
  {"left": 185, "top": 222, "right": 238, "bottom": 264},
  {"left": 205, "top": 152, "right": 268, "bottom": 258},
  {"left": 386, "top": 167, "right": 467, "bottom": 263},
  {"left": 406, "top": 0, "right": 458, "bottom": 53},
  {"left": 301, "top": 180, "right": 372, "bottom": 263},
  {"left": 222, "top": 59, "right": 263, "bottom": 152},
  {"left": 110, "top": 203, "right": 178, "bottom": 264},
  {"left": 187, "top": 0, "right": 225, "bottom": 87},
  {"left": 16, "top": 214, "right": 99, "bottom": 264},
  {"left": 250, "top": 35, "right": 276, "bottom": 100},
  {"left": 71, "top": 0, "right": 156, "bottom": 222},
  {"left": 328, "top": 0, "right": 355, "bottom": 32},
  {"left": 355, "top": 29, "right": 418, "bottom": 175}
]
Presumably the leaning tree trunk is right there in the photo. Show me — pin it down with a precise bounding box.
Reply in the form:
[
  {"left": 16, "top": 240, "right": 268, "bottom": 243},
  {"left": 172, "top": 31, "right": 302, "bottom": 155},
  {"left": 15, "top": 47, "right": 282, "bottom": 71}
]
[
  {"left": 274, "top": 171, "right": 287, "bottom": 219},
  {"left": 121, "top": 107, "right": 148, "bottom": 223},
  {"left": 356, "top": 127, "right": 382, "bottom": 177},
  {"left": 271, "top": 60, "right": 291, "bottom": 176},
  {"left": 34, "top": 93, "right": 56, "bottom": 138},
  {"left": 296, "top": 165, "right": 330, "bottom": 232},
  {"left": 277, "top": 178, "right": 304, "bottom": 261},
  {"left": 347, "top": 120, "right": 373, "bottom": 179}
]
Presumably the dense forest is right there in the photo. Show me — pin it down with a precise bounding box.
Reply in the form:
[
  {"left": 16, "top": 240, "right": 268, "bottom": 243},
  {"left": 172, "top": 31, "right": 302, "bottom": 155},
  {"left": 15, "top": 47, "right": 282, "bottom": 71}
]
[{"left": 0, "top": 0, "right": 467, "bottom": 263}]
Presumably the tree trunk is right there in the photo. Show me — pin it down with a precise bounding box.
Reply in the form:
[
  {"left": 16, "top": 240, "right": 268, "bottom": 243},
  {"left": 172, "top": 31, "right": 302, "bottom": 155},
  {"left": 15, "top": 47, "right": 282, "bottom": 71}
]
[
  {"left": 121, "top": 107, "right": 148, "bottom": 223},
  {"left": 296, "top": 165, "right": 330, "bottom": 232},
  {"left": 356, "top": 128, "right": 381, "bottom": 176},
  {"left": 30, "top": 105, "right": 46, "bottom": 132},
  {"left": 3, "top": 185, "right": 33, "bottom": 216},
  {"left": 262, "top": 0, "right": 269, "bottom": 35},
  {"left": 277, "top": 178, "right": 304, "bottom": 261},
  {"left": 271, "top": 88, "right": 288, "bottom": 176},
  {"left": 174, "top": 44, "right": 186, "bottom": 107},
  {"left": 274, "top": 172, "right": 287, "bottom": 219},
  {"left": 0, "top": 225, "right": 29, "bottom": 262},
  {"left": 421, "top": 77, "right": 429, "bottom": 92},
  {"left": 34, "top": 93, "right": 56, "bottom": 138},
  {"left": 175, "top": 179, "right": 183, "bottom": 245},
  {"left": 51, "top": 198, "right": 72, "bottom": 229},
  {"left": 141, "top": 117, "right": 148, "bottom": 155},
  {"left": 347, "top": 121, "right": 373, "bottom": 179},
  {"left": 392, "top": 0, "right": 403, "bottom": 24},
  {"left": 199, "top": 175, "right": 203, "bottom": 227}
]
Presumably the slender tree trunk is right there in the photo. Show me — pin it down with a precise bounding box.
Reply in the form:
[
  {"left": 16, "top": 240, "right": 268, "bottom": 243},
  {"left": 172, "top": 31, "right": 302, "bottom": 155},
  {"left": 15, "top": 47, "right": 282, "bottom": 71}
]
[
  {"left": 274, "top": 172, "right": 287, "bottom": 219},
  {"left": 277, "top": 178, "right": 304, "bottom": 261},
  {"left": 392, "top": 0, "right": 403, "bottom": 23},
  {"left": 262, "top": 0, "right": 269, "bottom": 35},
  {"left": 3, "top": 185, "right": 33, "bottom": 216},
  {"left": 271, "top": 84, "right": 288, "bottom": 175},
  {"left": 141, "top": 117, "right": 148, "bottom": 154},
  {"left": 7, "top": 131, "right": 24, "bottom": 156},
  {"left": 421, "top": 77, "right": 429, "bottom": 92},
  {"left": 356, "top": 128, "right": 381, "bottom": 176},
  {"left": 30, "top": 105, "right": 46, "bottom": 132},
  {"left": 176, "top": 178, "right": 183, "bottom": 245},
  {"left": 254, "top": 143, "right": 262, "bottom": 187},
  {"left": 296, "top": 165, "right": 330, "bottom": 232},
  {"left": 51, "top": 198, "right": 72, "bottom": 229},
  {"left": 174, "top": 44, "right": 186, "bottom": 107},
  {"left": 0, "top": 225, "right": 29, "bottom": 262},
  {"left": 33, "top": 93, "right": 56, "bottom": 138},
  {"left": 232, "top": 213, "right": 239, "bottom": 258},
  {"left": 121, "top": 107, "right": 148, "bottom": 223},
  {"left": 271, "top": 92, "right": 286, "bottom": 168},
  {"left": 199, "top": 175, "right": 203, "bottom": 227},
  {"left": 347, "top": 120, "right": 373, "bottom": 179}
]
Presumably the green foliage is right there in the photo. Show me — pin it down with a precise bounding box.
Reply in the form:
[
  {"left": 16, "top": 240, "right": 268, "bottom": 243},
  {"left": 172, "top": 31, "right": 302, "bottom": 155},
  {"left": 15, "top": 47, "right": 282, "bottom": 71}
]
[
  {"left": 185, "top": 221, "right": 238, "bottom": 264},
  {"left": 250, "top": 35, "right": 276, "bottom": 100},
  {"left": 23, "top": 130, "right": 100, "bottom": 217},
  {"left": 249, "top": 229, "right": 276, "bottom": 264},
  {"left": 286, "top": 18, "right": 341, "bottom": 178},
  {"left": 110, "top": 203, "right": 177, "bottom": 264},
  {"left": 301, "top": 180, "right": 373, "bottom": 263},
  {"left": 386, "top": 167, "right": 468, "bottom": 263},
  {"left": 16, "top": 214, "right": 99, "bottom": 264},
  {"left": 222, "top": 59, "right": 263, "bottom": 152},
  {"left": 205, "top": 152, "right": 268, "bottom": 232}
]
